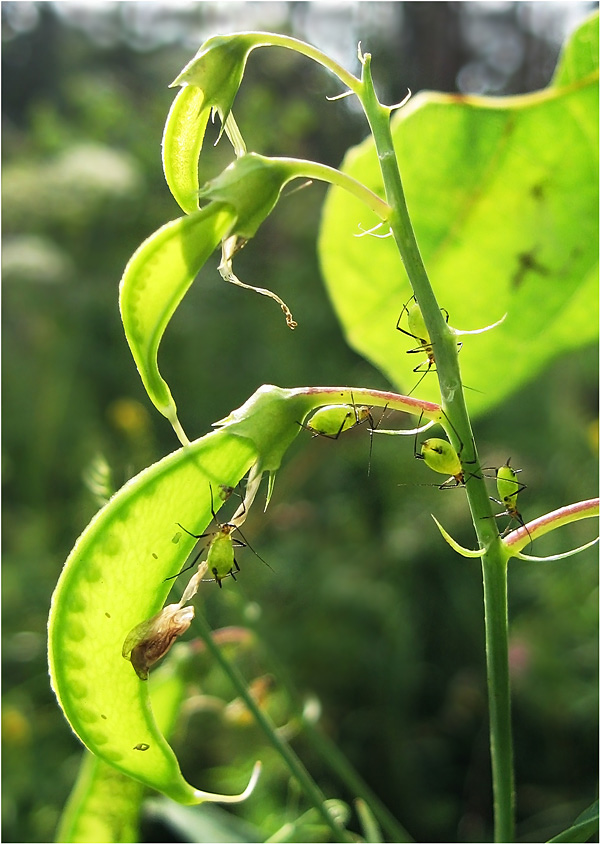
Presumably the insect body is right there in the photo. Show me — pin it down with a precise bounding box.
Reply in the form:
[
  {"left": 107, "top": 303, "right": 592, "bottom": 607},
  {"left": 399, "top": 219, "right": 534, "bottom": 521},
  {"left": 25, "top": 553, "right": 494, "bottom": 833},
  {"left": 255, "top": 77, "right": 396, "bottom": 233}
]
[
  {"left": 301, "top": 396, "right": 389, "bottom": 475},
  {"left": 167, "top": 485, "right": 270, "bottom": 588},
  {"left": 302, "top": 402, "right": 373, "bottom": 440},
  {"left": 396, "top": 296, "right": 452, "bottom": 395},
  {"left": 173, "top": 518, "right": 245, "bottom": 588},
  {"left": 489, "top": 458, "right": 531, "bottom": 544},
  {"left": 412, "top": 410, "right": 479, "bottom": 489},
  {"left": 416, "top": 437, "right": 466, "bottom": 489},
  {"left": 166, "top": 485, "right": 247, "bottom": 588},
  {"left": 205, "top": 521, "right": 243, "bottom": 586}
]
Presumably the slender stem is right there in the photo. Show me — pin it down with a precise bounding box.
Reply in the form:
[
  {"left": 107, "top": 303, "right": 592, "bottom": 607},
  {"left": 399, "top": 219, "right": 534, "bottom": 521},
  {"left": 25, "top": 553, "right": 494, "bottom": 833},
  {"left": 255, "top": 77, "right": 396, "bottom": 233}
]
[
  {"left": 292, "top": 385, "right": 443, "bottom": 421},
  {"left": 252, "top": 33, "right": 362, "bottom": 96},
  {"left": 505, "top": 498, "right": 600, "bottom": 555},
  {"left": 192, "top": 609, "right": 354, "bottom": 843},
  {"left": 356, "top": 52, "right": 515, "bottom": 841},
  {"left": 302, "top": 719, "right": 414, "bottom": 843},
  {"left": 278, "top": 157, "right": 392, "bottom": 220},
  {"left": 241, "top": 617, "right": 414, "bottom": 843}
]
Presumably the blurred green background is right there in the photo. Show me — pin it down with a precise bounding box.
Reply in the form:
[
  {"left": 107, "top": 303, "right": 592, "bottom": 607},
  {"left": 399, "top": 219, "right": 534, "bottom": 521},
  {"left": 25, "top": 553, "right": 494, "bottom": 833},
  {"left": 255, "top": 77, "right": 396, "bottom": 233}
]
[{"left": 2, "top": 3, "right": 598, "bottom": 842}]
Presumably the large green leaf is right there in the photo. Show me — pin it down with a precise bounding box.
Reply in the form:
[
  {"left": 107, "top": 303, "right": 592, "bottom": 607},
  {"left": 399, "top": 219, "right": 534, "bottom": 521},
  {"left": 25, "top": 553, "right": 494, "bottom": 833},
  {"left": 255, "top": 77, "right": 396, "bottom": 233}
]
[
  {"left": 552, "top": 13, "right": 599, "bottom": 86},
  {"left": 318, "top": 15, "right": 599, "bottom": 416}
]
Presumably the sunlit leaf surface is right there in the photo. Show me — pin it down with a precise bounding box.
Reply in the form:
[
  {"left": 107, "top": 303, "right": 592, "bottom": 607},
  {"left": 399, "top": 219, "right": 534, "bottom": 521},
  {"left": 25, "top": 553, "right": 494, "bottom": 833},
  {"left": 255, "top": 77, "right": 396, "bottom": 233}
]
[{"left": 319, "top": 17, "right": 598, "bottom": 417}]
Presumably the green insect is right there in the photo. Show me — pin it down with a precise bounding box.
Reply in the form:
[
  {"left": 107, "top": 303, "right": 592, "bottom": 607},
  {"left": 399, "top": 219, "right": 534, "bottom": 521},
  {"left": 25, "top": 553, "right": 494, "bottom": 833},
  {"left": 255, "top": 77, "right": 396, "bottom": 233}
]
[
  {"left": 488, "top": 458, "right": 532, "bottom": 544},
  {"left": 413, "top": 411, "right": 478, "bottom": 489},
  {"left": 301, "top": 394, "right": 385, "bottom": 474},
  {"left": 166, "top": 486, "right": 251, "bottom": 588},
  {"left": 175, "top": 521, "right": 244, "bottom": 588},
  {"left": 302, "top": 401, "right": 374, "bottom": 440},
  {"left": 396, "top": 295, "right": 454, "bottom": 396},
  {"left": 167, "top": 485, "right": 271, "bottom": 588},
  {"left": 416, "top": 437, "right": 466, "bottom": 489}
]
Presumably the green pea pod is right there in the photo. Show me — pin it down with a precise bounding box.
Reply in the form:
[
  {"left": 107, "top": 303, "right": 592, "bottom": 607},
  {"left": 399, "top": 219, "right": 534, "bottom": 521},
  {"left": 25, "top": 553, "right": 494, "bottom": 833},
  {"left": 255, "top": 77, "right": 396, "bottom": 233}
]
[
  {"left": 119, "top": 204, "right": 236, "bottom": 438},
  {"left": 49, "top": 384, "right": 429, "bottom": 807},
  {"left": 162, "top": 85, "right": 209, "bottom": 214},
  {"left": 164, "top": 34, "right": 259, "bottom": 213},
  {"left": 55, "top": 655, "right": 190, "bottom": 843},
  {"left": 56, "top": 752, "right": 144, "bottom": 844},
  {"left": 48, "top": 428, "right": 258, "bottom": 805}
]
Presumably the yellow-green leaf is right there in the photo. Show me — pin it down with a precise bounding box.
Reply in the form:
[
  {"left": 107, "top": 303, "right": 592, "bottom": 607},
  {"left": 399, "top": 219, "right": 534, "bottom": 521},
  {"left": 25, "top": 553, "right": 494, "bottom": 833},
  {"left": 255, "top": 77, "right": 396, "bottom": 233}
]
[{"left": 318, "top": 17, "right": 598, "bottom": 417}]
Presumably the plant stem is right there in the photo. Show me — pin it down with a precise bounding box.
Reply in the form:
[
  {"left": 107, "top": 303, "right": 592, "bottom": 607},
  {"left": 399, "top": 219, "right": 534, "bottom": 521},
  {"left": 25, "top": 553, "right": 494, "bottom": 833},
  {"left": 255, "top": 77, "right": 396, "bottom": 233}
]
[
  {"left": 302, "top": 719, "right": 414, "bottom": 843},
  {"left": 253, "top": 33, "right": 362, "bottom": 96},
  {"left": 481, "top": 546, "right": 515, "bottom": 843},
  {"left": 278, "top": 157, "right": 392, "bottom": 220},
  {"left": 192, "top": 609, "right": 354, "bottom": 843},
  {"left": 242, "top": 616, "right": 414, "bottom": 843},
  {"left": 357, "top": 51, "right": 516, "bottom": 842}
]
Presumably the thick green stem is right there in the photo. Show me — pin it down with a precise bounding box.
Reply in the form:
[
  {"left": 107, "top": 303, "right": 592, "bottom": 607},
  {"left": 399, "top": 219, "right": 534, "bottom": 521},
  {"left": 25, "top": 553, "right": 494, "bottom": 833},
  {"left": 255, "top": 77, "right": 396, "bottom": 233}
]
[
  {"left": 356, "top": 52, "right": 515, "bottom": 841},
  {"left": 481, "top": 547, "right": 515, "bottom": 843},
  {"left": 192, "top": 610, "right": 353, "bottom": 843}
]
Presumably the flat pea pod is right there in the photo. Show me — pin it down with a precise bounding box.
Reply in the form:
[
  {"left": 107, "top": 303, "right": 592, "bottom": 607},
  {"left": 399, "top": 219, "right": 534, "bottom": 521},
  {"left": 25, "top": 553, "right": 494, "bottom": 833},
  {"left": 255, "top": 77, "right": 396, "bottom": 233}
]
[
  {"left": 162, "top": 84, "right": 209, "bottom": 215},
  {"left": 119, "top": 204, "right": 236, "bottom": 436},
  {"left": 48, "top": 428, "right": 257, "bottom": 804},
  {"left": 55, "top": 648, "right": 201, "bottom": 843}
]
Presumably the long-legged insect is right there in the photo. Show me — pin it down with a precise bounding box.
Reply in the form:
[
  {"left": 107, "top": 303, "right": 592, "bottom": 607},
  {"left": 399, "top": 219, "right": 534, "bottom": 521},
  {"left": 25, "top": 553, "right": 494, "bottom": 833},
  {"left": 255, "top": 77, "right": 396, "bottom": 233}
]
[
  {"left": 300, "top": 395, "right": 375, "bottom": 441},
  {"left": 166, "top": 485, "right": 267, "bottom": 588},
  {"left": 484, "top": 458, "right": 532, "bottom": 546},
  {"left": 396, "top": 295, "right": 456, "bottom": 396},
  {"left": 299, "top": 392, "right": 386, "bottom": 474},
  {"left": 396, "top": 295, "right": 488, "bottom": 400},
  {"left": 412, "top": 410, "right": 479, "bottom": 489}
]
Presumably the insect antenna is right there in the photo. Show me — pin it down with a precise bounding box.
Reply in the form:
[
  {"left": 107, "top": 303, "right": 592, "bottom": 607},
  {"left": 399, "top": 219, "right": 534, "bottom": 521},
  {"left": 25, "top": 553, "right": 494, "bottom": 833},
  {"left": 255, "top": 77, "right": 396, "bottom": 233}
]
[{"left": 233, "top": 526, "right": 275, "bottom": 573}]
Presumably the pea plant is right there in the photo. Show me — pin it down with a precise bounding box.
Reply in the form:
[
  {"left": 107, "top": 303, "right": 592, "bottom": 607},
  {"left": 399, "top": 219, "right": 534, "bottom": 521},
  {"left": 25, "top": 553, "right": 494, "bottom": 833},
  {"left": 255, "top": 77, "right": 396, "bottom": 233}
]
[{"left": 48, "top": 17, "right": 599, "bottom": 844}]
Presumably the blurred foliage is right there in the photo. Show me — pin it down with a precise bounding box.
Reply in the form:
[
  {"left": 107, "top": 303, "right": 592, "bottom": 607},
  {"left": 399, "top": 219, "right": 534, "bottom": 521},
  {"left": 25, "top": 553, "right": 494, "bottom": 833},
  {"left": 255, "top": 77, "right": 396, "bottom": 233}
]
[{"left": 2, "top": 3, "right": 598, "bottom": 843}]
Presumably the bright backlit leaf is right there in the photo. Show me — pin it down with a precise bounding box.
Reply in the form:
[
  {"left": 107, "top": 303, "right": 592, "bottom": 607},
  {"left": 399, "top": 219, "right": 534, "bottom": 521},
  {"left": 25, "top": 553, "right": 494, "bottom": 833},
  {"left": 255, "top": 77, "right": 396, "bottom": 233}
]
[{"left": 318, "top": 15, "right": 599, "bottom": 416}]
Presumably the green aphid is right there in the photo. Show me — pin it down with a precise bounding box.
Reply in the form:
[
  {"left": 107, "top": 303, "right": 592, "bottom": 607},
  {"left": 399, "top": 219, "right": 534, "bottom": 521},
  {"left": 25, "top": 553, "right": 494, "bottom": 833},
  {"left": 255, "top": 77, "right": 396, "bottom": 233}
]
[
  {"left": 301, "top": 397, "right": 383, "bottom": 475},
  {"left": 491, "top": 458, "right": 530, "bottom": 543},
  {"left": 495, "top": 460, "right": 523, "bottom": 512},
  {"left": 418, "top": 437, "right": 466, "bottom": 488},
  {"left": 167, "top": 485, "right": 271, "bottom": 588},
  {"left": 205, "top": 521, "right": 242, "bottom": 586},
  {"left": 170, "top": 519, "right": 244, "bottom": 588},
  {"left": 303, "top": 402, "right": 373, "bottom": 439},
  {"left": 166, "top": 487, "right": 247, "bottom": 588},
  {"left": 411, "top": 409, "right": 479, "bottom": 489},
  {"left": 396, "top": 295, "right": 452, "bottom": 395}
]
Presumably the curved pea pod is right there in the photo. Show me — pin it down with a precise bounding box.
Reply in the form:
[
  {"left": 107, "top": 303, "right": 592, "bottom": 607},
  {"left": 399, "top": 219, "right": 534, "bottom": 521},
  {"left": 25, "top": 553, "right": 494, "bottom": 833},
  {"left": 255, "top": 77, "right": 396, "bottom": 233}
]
[
  {"left": 164, "top": 33, "right": 260, "bottom": 213},
  {"left": 162, "top": 85, "right": 210, "bottom": 215},
  {"left": 48, "top": 427, "right": 259, "bottom": 805},
  {"left": 119, "top": 203, "right": 236, "bottom": 440},
  {"left": 55, "top": 650, "right": 197, "bottom": 843},
  {"left": 48, "top": 384, "right": 431, "bottom": 807}
]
